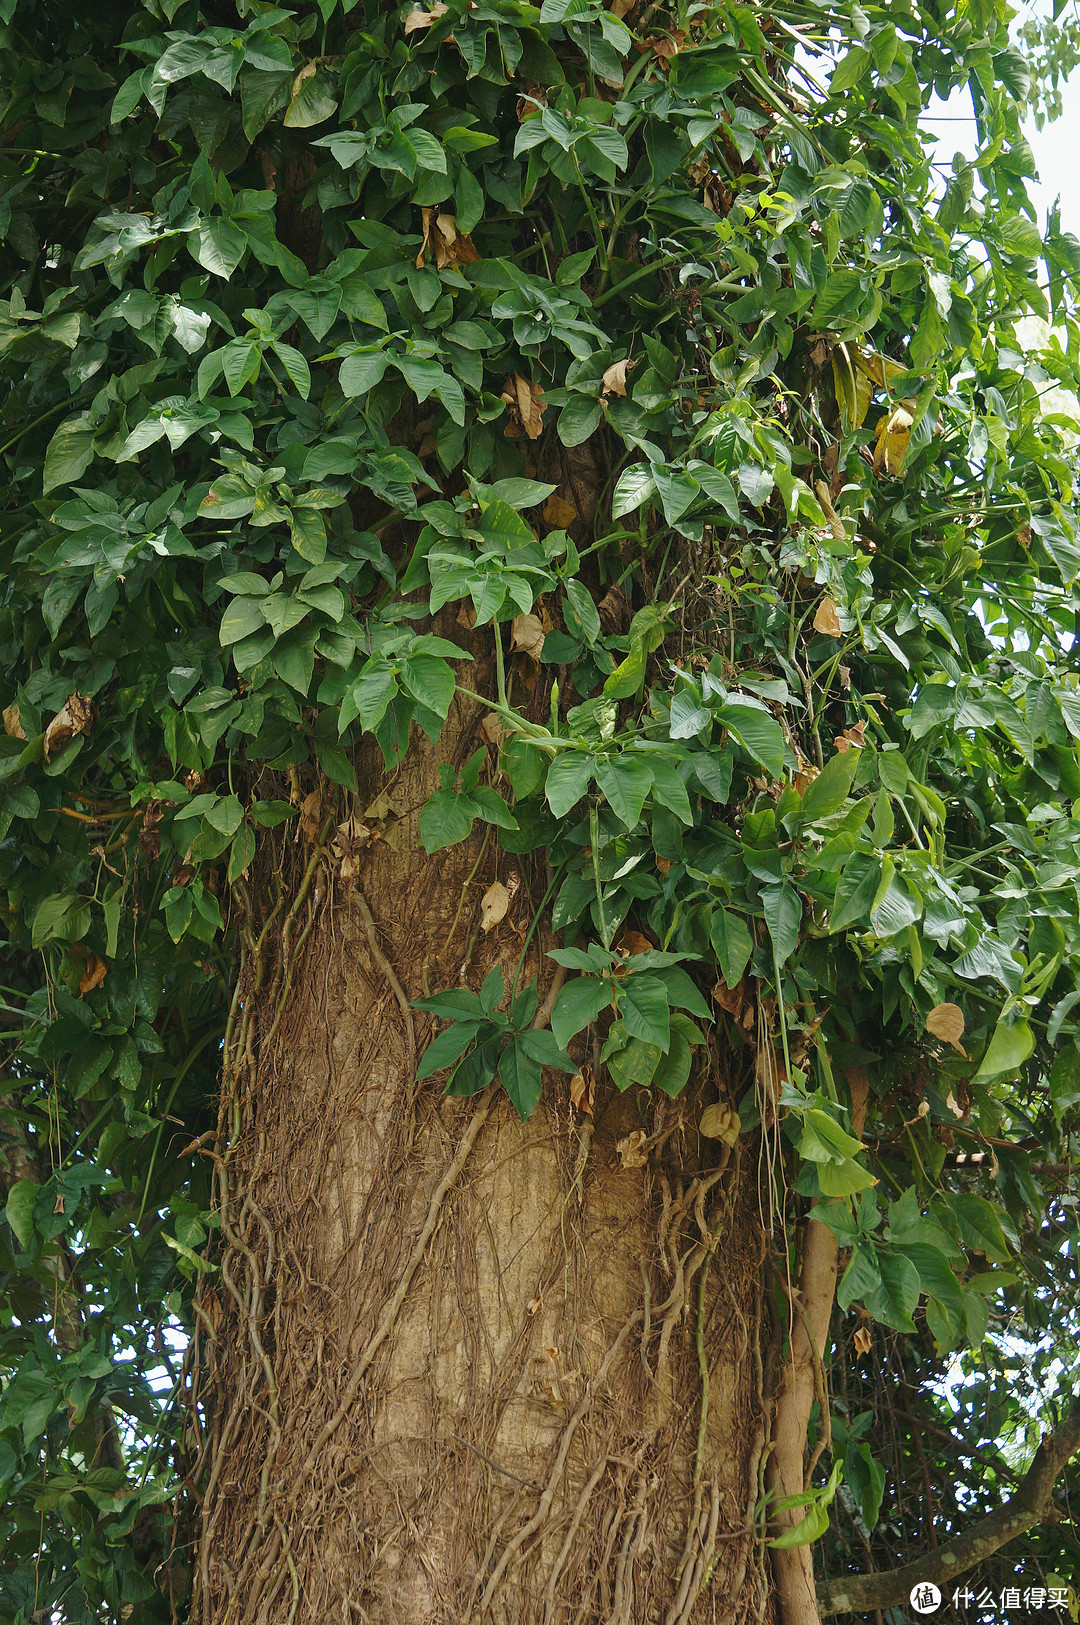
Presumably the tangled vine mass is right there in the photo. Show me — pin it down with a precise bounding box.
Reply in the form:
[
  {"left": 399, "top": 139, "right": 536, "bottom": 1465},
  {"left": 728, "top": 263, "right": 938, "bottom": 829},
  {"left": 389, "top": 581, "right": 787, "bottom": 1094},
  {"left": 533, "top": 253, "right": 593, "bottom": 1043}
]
[{"left": 1, "top": 0, "right": 1080, "bottom": 1619}]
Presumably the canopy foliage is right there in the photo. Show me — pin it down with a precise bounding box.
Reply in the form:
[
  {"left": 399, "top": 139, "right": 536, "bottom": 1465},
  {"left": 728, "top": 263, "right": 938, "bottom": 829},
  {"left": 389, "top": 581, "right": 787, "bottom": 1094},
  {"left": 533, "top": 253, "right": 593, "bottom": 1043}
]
[{"left": 1, "top": 0, "right": 1079, "bottom": 1617}]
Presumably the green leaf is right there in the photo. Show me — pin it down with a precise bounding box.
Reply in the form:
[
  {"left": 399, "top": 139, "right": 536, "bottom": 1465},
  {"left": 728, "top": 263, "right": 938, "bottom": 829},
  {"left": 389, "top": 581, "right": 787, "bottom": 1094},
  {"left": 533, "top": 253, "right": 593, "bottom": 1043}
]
[
  {"left": 593, "top": 756, "right": 653, "bottom": 829},
  {"left": 767, "top": 1498, "right": 830, "bottom": 1549},
  {"left": 762, "top": 883, "right": 801, "bottom": 969},
  {"left": 619, "top": 974, "right": 670, "bottom": 1049},
  {"left": 713, "top": 705, "right": 784, "bottom": 777},
  {"left": 550, "top": 976, "right": 611, "bottom": 1049},
  {"left": 400, "top": 654, "right": 455, "bottom": 719},
  {"left": 558, "top": 395, "right": 601, "bottom": 447},
  {"left": 972, "top": 1017, "right": 1034, "bottom": 1082},
  {"left": 710, "top": 908, "right": 754, "bottom": 988},
  {"left": 829, "top": 854, "right": 881, "bottom": 933},
  {"left": 43, "top": 415, "right": 95, "bottom": 492},
  {"left": 289, "top": 506, "right": 327, "bottom": 564},
  {"left": 220, "top": 595, "right": 268, "bottom": 646},
  {"left": 545, "top": 753, "right": 594, "bottom": 817},
  {"left": 800, "top": 751, "right": 860, "bottom": 821},
  {"left": 419, "top": 789, "right": 475, "bottom": 853},
  {"left": 191, "top": 219, "right": 247, "bottom": 279},
  {"left": 798, "top": 1108, "right": 865, "bottom": 1164},
  {"left": 950, "top": 1194, "right": 1012, "bottom": 1263},
  {"left": 5, "top": 1179, "right": 38, "bottom": 1250},
  {"left": 612, "top": 464, "right": 657, "bottom": 519},
  {"left": 284, "top": 66, "right": 337, "bottom": 128},
  {"left": 603, "top": 641, "right": 647, "bottom": 701},
  {"left": 499, "top": 1041, "right": 542, "bottom": 1121},
  {"left": 417, "top": 1020, "right": 484, "bottom": 1079}
]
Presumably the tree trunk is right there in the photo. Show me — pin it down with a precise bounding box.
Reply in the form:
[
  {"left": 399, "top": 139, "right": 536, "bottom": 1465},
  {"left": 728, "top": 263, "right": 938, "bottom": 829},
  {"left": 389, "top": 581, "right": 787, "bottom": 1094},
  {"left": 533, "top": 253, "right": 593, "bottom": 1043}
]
[{"left": 193, "top": 704, "right": 776, "bottom": 1625}]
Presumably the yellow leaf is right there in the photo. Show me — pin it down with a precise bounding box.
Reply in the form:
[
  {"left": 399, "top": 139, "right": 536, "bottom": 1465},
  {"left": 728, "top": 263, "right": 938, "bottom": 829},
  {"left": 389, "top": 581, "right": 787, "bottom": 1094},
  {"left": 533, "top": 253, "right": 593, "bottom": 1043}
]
[
  {"left": 3, "top": 704, "right": 25, "bottom": 739},
  {"left": 872, "top": 401, "right": 914, "bottom": 475},
  {"left": 813, "top": 597, "right": 842, "bottom": 637},
  {"left": 479, "top": 880, "right": 510, "bottom": 932},
  {"left": 699, "top": 1102, "right": 740, "bottom": 1145},
  {"left": 926, "top": 1002, "right": 967, "bottom": 1056}
]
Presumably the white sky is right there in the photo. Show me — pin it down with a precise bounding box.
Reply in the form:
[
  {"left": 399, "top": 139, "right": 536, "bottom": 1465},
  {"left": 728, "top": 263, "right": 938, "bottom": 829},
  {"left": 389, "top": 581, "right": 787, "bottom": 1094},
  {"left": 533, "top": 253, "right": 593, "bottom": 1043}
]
[{"left": 922, "top": 2, "right": 1080, "bottom": 238}]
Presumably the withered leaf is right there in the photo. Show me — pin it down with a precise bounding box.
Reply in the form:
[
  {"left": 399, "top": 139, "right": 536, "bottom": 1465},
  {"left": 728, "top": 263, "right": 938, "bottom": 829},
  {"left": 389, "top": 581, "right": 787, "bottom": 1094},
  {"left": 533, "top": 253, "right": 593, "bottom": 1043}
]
[
  {"left": 834, "top": 719, "right": 866, "bottom": 753},
  {"left": 542, "top": 492, "right": 578, "bottom": 530},
  {"left": 481, "top": 712, "right": 508, "bottom": 746},
  {"left": 416, "top": 207, "right": 480, "bottom": 271},
  {"left": 813, "top": 597, "right": 842, "bottom": 637},
  {"left": 570, "top": 1063, "right": 594, "bottom": 1115},
  {"left": 601, "top": 358, "right": 635, "bottom": 399},
  {"left": 299, "top": 789, "right": 322, "bottom": 843},
  {"left": 479, "top": 880, "right": 510, "bottom": 932},
  {"left": 3, "top": 704, "right": 25, "bottom": 740},
  {"left": 79, "top": 954, "right": 108, "bottom": 995},
  {"left": 616, "top": 1129, "right": 649, "bottom": 1169},
  {"left": 511, "top": 612, "right": 545, "bottom": 661},
  {"left": 852, "top": 1326, "right": 872, "bottom": 1355},
  {"left": 872, "top": 401, "right": 914, "bottom": 475},
  {"left": 404, "top": 1, "right": 447, "bottom": 32},
  {"left": 501, "top": 373, "right": 546, "bottom": 440},
  {"left": 699, "top": 1102, "right": 740, "bottom": 1145},
  {"left": 44, "top": 693, "right": 96, "bottom": 760},
  {"left": 926, "top": 1002, "right": 967, "bottom": 1056}
]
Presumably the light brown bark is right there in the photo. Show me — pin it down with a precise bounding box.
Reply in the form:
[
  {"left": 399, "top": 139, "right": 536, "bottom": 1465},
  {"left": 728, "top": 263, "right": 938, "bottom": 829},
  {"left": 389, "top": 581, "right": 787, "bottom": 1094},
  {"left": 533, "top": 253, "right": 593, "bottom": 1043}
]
[
  {"left": 193, "top": 706, "right": 773, "bottom": 1624},
  {"left": 766, "top": 1076, "right": 868, "bottom": 1625}
]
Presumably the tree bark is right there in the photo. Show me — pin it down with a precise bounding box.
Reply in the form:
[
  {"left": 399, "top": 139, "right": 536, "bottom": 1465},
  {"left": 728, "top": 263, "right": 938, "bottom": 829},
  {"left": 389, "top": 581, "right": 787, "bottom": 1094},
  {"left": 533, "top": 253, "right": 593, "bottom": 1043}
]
[{"left": 193, "top": 707, "right": 776, "bottom": 1625}]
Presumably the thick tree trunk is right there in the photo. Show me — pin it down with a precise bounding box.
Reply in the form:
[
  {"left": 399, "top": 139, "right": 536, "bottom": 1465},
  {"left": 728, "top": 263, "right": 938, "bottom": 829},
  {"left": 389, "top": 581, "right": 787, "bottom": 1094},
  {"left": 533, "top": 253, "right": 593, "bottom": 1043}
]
[{"left": 193, "top": 706, "right": 776, "bottom": 1625}]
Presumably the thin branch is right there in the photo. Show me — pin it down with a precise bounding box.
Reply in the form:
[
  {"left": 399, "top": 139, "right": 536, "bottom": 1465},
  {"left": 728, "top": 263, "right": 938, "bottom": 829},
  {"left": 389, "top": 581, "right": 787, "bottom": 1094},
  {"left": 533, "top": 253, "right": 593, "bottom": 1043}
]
[{"left": 817, "top": 1399, "right": 1080, "bottom": 1617}]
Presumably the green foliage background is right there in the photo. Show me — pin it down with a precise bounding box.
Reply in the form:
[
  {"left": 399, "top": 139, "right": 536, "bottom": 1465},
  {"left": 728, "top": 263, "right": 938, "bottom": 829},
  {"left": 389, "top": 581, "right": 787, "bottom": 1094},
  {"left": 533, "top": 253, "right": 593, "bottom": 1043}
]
[{"left": 0, "top": 0, "right": 1079, "bottom": 1616}]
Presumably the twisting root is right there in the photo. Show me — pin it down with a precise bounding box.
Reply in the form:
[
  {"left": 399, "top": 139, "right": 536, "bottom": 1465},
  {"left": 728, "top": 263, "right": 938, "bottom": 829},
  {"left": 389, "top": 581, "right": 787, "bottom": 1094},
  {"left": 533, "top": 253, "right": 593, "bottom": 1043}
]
[
  {"left": 476, "top": 1311, "right": 644, "bottom": 1614},
  {"left": 351, "top": 887, "right": 416, "bottom": 1080}
]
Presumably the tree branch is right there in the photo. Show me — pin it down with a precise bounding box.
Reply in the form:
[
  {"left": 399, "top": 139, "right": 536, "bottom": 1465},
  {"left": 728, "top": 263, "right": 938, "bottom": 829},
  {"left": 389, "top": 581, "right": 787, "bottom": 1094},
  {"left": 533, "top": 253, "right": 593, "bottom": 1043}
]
[{"left": 817, "top": 1398, "right": 1080, "bottom": 1617}]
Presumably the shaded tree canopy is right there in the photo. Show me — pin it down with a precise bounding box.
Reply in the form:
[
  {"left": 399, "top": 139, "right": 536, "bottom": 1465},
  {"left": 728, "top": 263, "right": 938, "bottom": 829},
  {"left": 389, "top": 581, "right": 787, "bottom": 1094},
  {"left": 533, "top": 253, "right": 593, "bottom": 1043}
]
[{"left": 0, "top": 0, "right": 1079, "bottom": 1618}]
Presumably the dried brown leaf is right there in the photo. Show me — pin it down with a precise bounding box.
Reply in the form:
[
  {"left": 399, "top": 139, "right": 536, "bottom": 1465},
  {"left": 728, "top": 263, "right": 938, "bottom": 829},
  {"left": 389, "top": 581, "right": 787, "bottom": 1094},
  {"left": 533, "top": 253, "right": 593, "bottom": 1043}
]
[
  {"left": 527, "top": 1288, "right": 543, "bottom": 1316},
  {"left": 481, "top": 712, "right": 507, "bottom": 746},
  {"left": 570, "top": 1063, "right": 594, "bottom": 1115},
  {"left": 480, "top": 880, "right": 510, "bottom": 932},
  {"left": 601, "top": 358, "right": 635, "bottom": 398},
  {"left": 597, "top": 582, "right": 631, "bottom": 633},
  {"left": 542, "top": 492, "right": 578, "bottom": 529},
  {"left": 616, "top": 1128, "right": 648, "bottom": 1169},
  {"left": 872, "top": 401, "right": 914, "bottom": 475},
  {"left": 500, "top": 373, "right": 546, "bottom": 439},
  {"left": 511, "top": 612, "right": 545, "bottom": 661},
  {"left": 852, "top": 1326, "right": 872, "bottom": 1355},
  {"left": 79, "top": 954, "right": 108, "bottom": 995},
  {"left": 404, "top": 1, "right": 447, "bottom": 32},
  {"left": 926, "top": 1001, "right": 967, "bottom": 1056},
  {"left": 834, "top": 719, "right": 866, "bottom": 753},
  {"left": 299, "top": 789, "right": 322, "bottom": 843},
  {"left": 44, "top": 693, "right": 96, "bottom": 760},
  {"left": 416, "top": 206, "right": 480, "bottom": 270},
  {"left": 3, "top": 704, "right": 25, "bottom": 740},
  {"left": 812, "top": 596, "right": 842, "bottom": 637}
]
